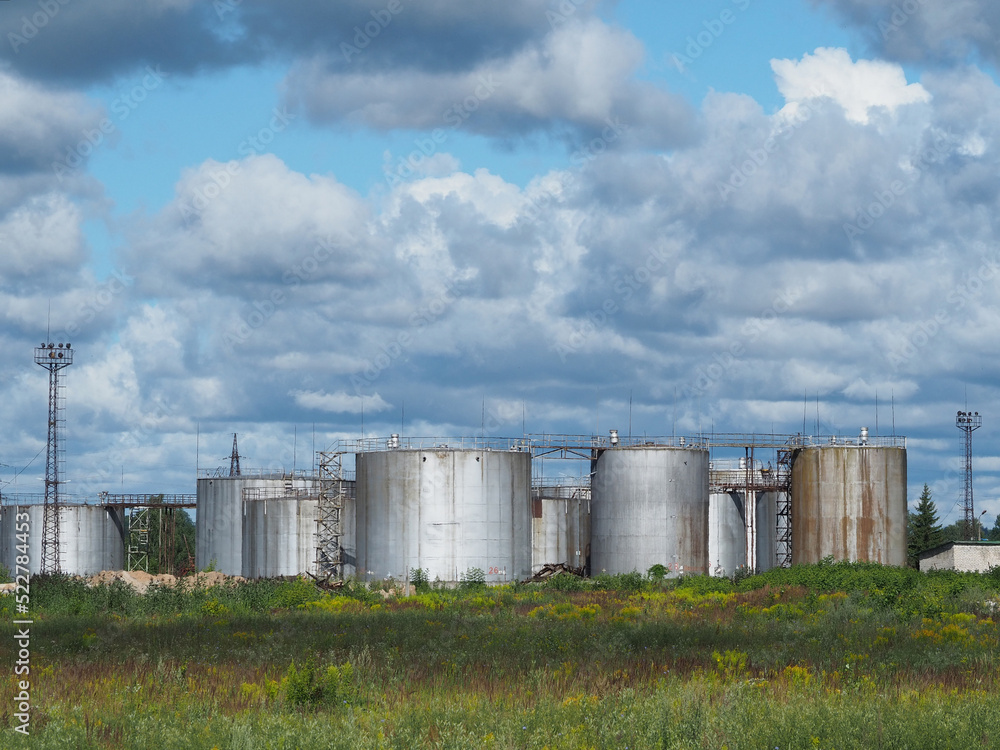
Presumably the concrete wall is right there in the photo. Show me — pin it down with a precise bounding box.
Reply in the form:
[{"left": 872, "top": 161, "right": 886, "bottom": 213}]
[{"left": 920, "top": 542, "right": 1000, "bottom": 573}]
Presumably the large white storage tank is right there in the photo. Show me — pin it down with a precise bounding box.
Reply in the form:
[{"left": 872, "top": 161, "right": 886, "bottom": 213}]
[
  {"left": 355, "top": 448, "right": 531, "bottom": 584},
  {"left": 0, "top": 504, "right": 125, "bottom": 575},
  {"left": 531, "top": 484, "right": 591, "bottom": 574},
  {"left": 591, "top": 446, "right": 710, "bottom": 576},
  {"left": 791, "top": 439, "right": 907, "bottom": 565},
  {"left": 708, "top": 491, "right": 745, "bottom": 576},
  {"left": 197, "top": 475, "right": 320, "bottom": 576}
]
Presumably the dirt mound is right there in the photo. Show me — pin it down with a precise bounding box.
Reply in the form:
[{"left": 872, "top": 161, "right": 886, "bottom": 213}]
[{"left": 84, "top": 569, "right": 243, "bottom": 594}]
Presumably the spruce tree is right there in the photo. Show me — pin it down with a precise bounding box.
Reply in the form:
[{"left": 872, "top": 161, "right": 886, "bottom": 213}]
[{"left": 907, "top": 484, "right": 943, "bottom": 567}]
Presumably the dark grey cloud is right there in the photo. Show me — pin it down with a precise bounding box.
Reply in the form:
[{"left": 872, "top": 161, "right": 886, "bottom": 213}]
[
  {"left": 0, "top": 0, "right": 584, "bottom": 84},
  {"left": 283, "top": 19, "right": 698, "bottom": 148},
  {"left": 812, "top": 0, "right": 1000, "bottom": 65},
  {"left": 0, "top": 70, "right": 104, "bottom": 174}
]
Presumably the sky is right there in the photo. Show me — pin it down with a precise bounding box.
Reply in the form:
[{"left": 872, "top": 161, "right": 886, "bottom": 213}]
[{"left": 1, "top": 0, "right": 999, "bottom": 528}]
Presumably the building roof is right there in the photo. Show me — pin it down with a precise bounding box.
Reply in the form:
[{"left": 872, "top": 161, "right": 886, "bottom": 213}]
[{"left": 918, "top": 540, "right": 1000, "bottom": 559}]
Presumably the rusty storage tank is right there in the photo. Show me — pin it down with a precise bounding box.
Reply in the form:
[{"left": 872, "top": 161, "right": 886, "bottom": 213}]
[
  {"left": 197, "top": 474, "right": 320, "bottom": 576},
  {"left": 591, "top": 446, "right": 710, "bottom": 575},
  {"left": 242, "top": 494, "right": 319, "bottom": 578},
  {"left": 531, "top": 484, "right": 591, "bottom": 574},
  {"left": 355, "top": 447, "right": 531, "bottom": 584},
  {"left": 709, "top": 491, "right": 745, "bottom": 576},
  {"left": 0, "top": 504, "right": 125, "bottom": 576},
  {"left": 790, "top": 433, "right": 907, "bottom": 565}
]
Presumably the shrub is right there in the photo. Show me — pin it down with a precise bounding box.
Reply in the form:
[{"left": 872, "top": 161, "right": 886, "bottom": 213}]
[
  {"left": 410, "top": 567, "right": 431, "bottom": 593},
  {"left": 459, "top": 567, "right": 486, "bottom": 589},
  {"left": 283, "top": 655, "right": 356, "bottom": 708}
]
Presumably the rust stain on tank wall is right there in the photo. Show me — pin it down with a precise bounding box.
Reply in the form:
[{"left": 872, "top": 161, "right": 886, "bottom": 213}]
[{"left": 792, "top": 446, "right": 906, "bottom": 567}]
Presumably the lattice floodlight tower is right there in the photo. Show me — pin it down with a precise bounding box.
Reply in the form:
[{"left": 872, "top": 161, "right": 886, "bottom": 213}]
[
  {"left": 956, "top": 410, "right": 982, "bottom": 541},
  {"left": 34, "top": 341, "right": 73, "bottom": 573}
]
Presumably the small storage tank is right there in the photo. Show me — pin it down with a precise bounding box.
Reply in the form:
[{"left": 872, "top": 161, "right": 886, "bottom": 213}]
[
  {"left": 754, "top": 491, "right": 784, "bottom": 572},
  {"left": 708, "top": 491, "right": 745, "bottom": 576},
  {"left": 531, "top": 484, "right": 591, "bottom": 573},
  {"left": 355, "top": 448, "right": 531, "bottom": 584},
  {"left": 0, "top": 505, "right": 45, "bottom": 575},
  {"left": 242, "top": 495, "right": 319, "bottom": 578},
  {"left": 591, "top": 446, "right": 710, "bottom": 576},
  {"left": 0, "top": 504, "right": 125, "bottom": 576},
  {"left": 197, "top": 475, "right": 321, "bottom": 576},
  {"left": 61, "top": 506, "right": 126, "bottom": 574},
  {"left": 791, "top": 442, "right": 907, "bottom": 565}
]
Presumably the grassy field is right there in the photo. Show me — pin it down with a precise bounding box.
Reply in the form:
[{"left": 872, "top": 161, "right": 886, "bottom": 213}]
[{"left": 2, "top": 561, "right": 1000, "bottom": 748}]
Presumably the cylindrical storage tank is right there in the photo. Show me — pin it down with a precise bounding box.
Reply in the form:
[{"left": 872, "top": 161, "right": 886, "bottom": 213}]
[
  {"left": 0, "top": 505, "right": 124, "bottom": 576},
  {"left": 791, "top": 446, "right": 907, "bottom": 565},
  {"left": 340, "top": 480, "right": 358, "bottom": 578},
  {"left": 60, "top": 506, "right": 126, "bottom": 575},
  {"left": 355, "top": 449, "right": 531, "bottom": 584},
  {"left": 197, "top": 476, "right": 320, "bottom": 576},
  {"left": 0, "top": 505, "right": 45, "bottom": 576},
  {"left": 242, "top": 496, "right": 318, "bottom": 578},
  {"left": 531, "top": 485, "right": 591, "bottom": 574},
  {"left": 591, "top": 447, "right": 710, "bottom": 576},
  {"left": 708, "top": 491, "right": 745, "bottom": 577},
  {"left": 755, "top": 492, "right": 783, "bottom": 572}
]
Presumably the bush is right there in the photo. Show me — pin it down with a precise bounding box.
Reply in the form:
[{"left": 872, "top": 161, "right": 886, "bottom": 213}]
[
  {"left": 459, "top": 567, "right": 486, "bottom": 589},
  {"left": 410, "top": 567, "right": 430, "bottom": 593},
  {"left": 283, "top": 655, "right": 355, "bottom": 708}
]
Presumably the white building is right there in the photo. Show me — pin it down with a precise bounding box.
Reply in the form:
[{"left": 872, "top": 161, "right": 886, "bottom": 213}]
[{"left": 919, "top": 541, "right": 1000, "bottom": 573}]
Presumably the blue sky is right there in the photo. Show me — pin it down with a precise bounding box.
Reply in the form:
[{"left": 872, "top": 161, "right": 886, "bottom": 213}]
[{"left": 1, "top": 0, "right": 1000, "bottom": 529}]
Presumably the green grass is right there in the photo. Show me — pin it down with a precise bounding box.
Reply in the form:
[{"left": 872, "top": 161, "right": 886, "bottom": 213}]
[{"left": 1, "top": 564, "right": 998, "bottom": 748}]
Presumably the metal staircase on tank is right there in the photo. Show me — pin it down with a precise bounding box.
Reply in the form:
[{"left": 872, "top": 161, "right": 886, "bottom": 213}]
[{"left": 316, "top": 451, "right": 347, "bottom": 580}]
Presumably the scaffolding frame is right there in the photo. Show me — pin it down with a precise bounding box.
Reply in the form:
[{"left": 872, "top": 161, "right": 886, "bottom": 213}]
[{"left": 316, "top": 451, "right": 347, "bottom": 579}]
